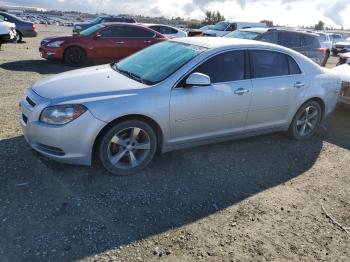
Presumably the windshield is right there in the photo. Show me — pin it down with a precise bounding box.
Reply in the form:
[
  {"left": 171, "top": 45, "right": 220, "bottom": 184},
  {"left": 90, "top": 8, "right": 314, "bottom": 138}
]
[
  {"left": 113, "top": 41, "right": 207, "bottom": 85},
  {"left": 79, "top": 24, "right": 104, "bottom": 36},
  {"left": 90, "top": 17, "right": 102, "bottom": 24},
  {"left": 225, "top": 30, "right": 260, "bottom": 39},
  {"left": 213, "top": 21, "right": 229, "bottom": 31}
]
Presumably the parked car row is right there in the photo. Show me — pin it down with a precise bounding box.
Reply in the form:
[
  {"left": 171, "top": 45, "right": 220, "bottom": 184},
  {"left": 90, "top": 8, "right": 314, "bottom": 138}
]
[
  {"left": 0, "top": 11, "right": 37, "bottom": 42},
  {"left": 21, "top": 37, "right": 345, "bottom": 175}
]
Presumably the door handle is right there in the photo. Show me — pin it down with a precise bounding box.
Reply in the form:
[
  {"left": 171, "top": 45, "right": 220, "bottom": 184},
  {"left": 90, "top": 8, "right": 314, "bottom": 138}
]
[
  {"left": 234, "top": 88, "right": 250, "bottom": 95},
  {"left": 144, "top": 40, "right": 152, "bottom": 44},
  {"left": 115, "top": 41, "right": 125, "bottom": 44},
  {"left": 294, "top": 82, "right": 305, "bottom": 88}
]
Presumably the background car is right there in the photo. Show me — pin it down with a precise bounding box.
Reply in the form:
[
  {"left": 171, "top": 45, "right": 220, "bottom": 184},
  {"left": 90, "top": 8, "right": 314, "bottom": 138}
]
[
  {"left": 203, "top": 21, "right": 266, "bottom": 37},
  {"left": 143, "top": 24, "right": 187, "bottom": 38},
  {"left": 332, "top": 37, "right": 350, "bottom": 56},
  {"left": 188, "top": 25, "right": 214, "bottom": 37},
  {"left": 73, "top": 15, "right": 136, "bottom": 34},
  {"left": 329, "top": 33, "right": 343, "bottom": 55},
  {"left": 0, "top": 20, "right": 16, "bottom": 47},
  {"left": 40, "top": 23, "right": 167, "bottom": 66},
  {"left": 0, "top": 11, "right": 37, "bottom": 42},
  {"left": 21, "top": 38, "right": 341, "bottom": 175},
  {"left": 225, "top": 28, "right": 327, "bottom": 65}
]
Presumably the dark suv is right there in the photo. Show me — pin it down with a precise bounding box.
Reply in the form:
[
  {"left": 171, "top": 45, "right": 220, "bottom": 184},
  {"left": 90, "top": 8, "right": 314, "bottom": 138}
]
[
  {"left": 73, "top": 16, "right": 136, "bottom": 34},
  {"left": 225, "top": 28, "right": 327, "bottom": 66}
]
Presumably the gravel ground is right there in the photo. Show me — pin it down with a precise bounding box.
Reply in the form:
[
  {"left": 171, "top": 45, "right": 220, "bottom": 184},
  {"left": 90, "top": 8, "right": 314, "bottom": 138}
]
[{"left": 0, "top": 25, "right": 349, "bottom": 262}]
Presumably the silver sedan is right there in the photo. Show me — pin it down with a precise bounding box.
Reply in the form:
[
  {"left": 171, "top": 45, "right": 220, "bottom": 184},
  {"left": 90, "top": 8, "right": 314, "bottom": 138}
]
[{"left": 19, "top": 38, "right": 341, "bottom": 175}]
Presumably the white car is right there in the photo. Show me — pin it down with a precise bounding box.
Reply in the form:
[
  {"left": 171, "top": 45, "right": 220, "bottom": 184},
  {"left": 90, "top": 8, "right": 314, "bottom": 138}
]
[
  {"left": 203, "top": 21, "right": 266, "bottom": 37},
  {"left": 20, "top": 38, "right": 342, "bottom": 175},
  {"left": 0, "top": 20, "right": 16, "bottom": 47},
  {"left": 142, "top": 24, "right": 187, "bottom": 38}
]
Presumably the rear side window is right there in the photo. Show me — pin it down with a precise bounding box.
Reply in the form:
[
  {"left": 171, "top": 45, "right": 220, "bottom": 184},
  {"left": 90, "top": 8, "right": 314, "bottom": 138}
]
[
  {"left": 100, "top": 26, "right": 125, "bottom": 37},
  {"left": 194, "top": 50, "right": 245, "bottom": 83},
  {"left": 250, "top": 50, "right": 289, "bottom": 78},
  {"left": 303, "top": 34, "right": 320, "bottom": 47},
  {"left": 124, "top": 26, "right": 154, "bottom": 37},
  {"left": 288, "top": 56, "right": 302, "bottom": 75},
  {"left": 158, "top": 26, "right": 178, "bottom": 35},
  {"left": 258, "top": 32, "right": 278, "bottom": 44},
  {"left": 279, "top": 32, "right": 303, "bottom": 48}
]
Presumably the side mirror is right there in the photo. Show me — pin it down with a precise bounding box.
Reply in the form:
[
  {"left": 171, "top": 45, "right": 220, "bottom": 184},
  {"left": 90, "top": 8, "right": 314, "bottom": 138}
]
[{"left": 185, "top": 72, "right": 211, "bottom": 87}]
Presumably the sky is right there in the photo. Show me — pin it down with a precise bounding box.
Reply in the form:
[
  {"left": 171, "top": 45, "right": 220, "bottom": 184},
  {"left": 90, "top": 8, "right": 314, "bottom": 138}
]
[{"left": 1, "top": 0, "right": 349, "bottom": 28}]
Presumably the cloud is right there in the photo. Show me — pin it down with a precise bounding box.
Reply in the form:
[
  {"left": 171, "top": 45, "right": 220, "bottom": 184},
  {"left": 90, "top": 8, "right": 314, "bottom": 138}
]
[{"left": 1, "top": 0, "right": 349, "bottom": 27}]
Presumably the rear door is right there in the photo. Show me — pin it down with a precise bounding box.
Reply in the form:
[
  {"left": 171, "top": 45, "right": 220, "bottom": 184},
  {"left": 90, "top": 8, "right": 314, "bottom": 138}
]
[
  {"left": 246, "top": 49, "right": 303, "bottom": 129},
  {"left": 122, "top": 26, "right": 158, "bottom": 57}
]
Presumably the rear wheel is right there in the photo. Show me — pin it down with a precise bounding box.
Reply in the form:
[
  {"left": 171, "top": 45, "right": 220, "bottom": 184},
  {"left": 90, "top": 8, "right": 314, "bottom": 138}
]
[
  {"left": 16, "top": 30, "right": 23, "bottom": 43},
  {"left": 98, "top": 120, "right": 157, "bottom": 176},
  {"left": 288, "top": 100, "right": 322, "bottom": 140},
  {"left": 64, "top": 47, "right": 87, "bottom": 67}
]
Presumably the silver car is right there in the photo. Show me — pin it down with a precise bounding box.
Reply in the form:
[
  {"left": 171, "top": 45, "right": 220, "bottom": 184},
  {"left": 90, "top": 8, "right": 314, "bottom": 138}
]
[{"left": 19, "top": 38, "right": 341, "bottom": 175}]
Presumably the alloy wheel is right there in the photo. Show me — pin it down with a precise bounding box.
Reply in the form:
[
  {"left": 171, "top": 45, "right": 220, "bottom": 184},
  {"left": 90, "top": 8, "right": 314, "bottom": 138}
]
[
  {"left": 107, "top": 127, "right": 151, "bottom": 169},
  {"left": 296, "top": 105, "right": 319, "bottom": 137}
]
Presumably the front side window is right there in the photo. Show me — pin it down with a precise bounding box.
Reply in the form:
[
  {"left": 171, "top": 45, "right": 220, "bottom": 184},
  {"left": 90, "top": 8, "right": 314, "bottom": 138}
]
[
  {"left": 80, "top": 24, "right": 105, "bottom": 36},
  {"left": 250, "top": 50, "right": 289, "bottom": 78},
  {"left": 114, "top": 41, "right": 206, "bottom": 84},
  {"left": 193, "top": 50, "right": 245, "bottom": 83}
]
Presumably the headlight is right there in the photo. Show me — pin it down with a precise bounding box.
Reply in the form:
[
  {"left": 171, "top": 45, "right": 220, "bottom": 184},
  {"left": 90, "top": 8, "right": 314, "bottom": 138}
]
[
  {"left": 40, "top": 104, "right": 87, "bottom": 125},
  {"left": 46, "top": 40, "right": 64, "bottom": 48},
  {"left": 75, "top": 25, "right": 82, "bottom": 30}
]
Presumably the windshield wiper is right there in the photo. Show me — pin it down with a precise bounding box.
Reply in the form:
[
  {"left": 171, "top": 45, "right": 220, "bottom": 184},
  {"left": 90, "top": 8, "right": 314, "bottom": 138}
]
[{"left": 111, "top": 63, "right": 149, "bottom": 84}]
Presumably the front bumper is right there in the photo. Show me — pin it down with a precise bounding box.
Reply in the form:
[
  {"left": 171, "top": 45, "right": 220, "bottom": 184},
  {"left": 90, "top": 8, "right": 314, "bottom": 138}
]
[
  {"left": 39, "top": 46, "right": 64, "bottom": 60},
  {"left": 19, "top": 89, "right": 106, "bottom": 166}
]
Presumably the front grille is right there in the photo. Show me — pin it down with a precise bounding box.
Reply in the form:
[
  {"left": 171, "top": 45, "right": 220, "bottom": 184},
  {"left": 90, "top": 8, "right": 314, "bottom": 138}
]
[{"left": 26, "top": 96, "right": 36, "bottom": 107}]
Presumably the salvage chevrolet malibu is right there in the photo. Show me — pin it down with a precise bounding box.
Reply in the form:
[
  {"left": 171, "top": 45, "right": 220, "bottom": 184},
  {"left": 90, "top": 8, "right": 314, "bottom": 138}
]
[{"left": 20, "top": 38, "right": 341, "bottom": 175}]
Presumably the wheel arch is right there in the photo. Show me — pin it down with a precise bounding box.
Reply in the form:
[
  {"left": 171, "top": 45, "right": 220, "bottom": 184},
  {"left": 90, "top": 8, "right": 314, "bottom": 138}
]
[
  {"left": 63, "top": 45, "right": 87, "bottom": 58},
  {"left": 92, "top": 114, "right": 164, "bottom": 161}
]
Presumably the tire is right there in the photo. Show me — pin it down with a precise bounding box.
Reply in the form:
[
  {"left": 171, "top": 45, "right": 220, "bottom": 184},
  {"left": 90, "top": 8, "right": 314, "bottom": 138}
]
[
  {"left": 97, "top": 120, "right": 157, "bottom": 176},
  {"left": 64, "top": 47, "right": 87, "bottom": 67},
  {"left": 16, "top": 30, "right": 23, "bottom": 43},
  {"left": 332, "top": 49, "right": 338, "bottom": 56},
  {"left": 321, "top": 50, "right": 330, "bottom": 67},
  {"left": 288, "top": 100, "right": 322, "bottom": 140}
]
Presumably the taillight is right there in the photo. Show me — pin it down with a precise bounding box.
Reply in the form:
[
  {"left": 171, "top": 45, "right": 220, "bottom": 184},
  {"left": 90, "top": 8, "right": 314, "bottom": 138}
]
[
  {"left": 319, "top": 48, "right": 326, "bottom": 54},
  {"left": 32, "top": 23, "right": 36, "bottom": 30}
]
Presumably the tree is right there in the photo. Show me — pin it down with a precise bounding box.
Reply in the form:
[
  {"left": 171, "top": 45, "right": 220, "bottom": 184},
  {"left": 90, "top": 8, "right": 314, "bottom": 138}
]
[
  {"left": 204, "top": 11, "right": 225, "bottom": 25},
  {"left": 314, "top": 20, "right": 325, "bottom": 31},
  {"left": 260, "top": 20, "right": 273, "bottom": 27}
]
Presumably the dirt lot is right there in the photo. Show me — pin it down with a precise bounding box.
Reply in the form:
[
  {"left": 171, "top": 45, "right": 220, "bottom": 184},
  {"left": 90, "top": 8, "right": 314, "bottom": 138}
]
[{"left": 0, "top": 25, "right": 349, "bottom": 262}]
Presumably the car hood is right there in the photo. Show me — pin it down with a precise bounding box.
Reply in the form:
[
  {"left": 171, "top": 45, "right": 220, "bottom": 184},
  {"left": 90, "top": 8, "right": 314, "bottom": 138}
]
[
  {"left": 330, "top": 63, "right": 350, "bottom": 82},
  {"left": 74, "top": 22, "right": 91, "bottom": 27},
  {"left": 335, "top": 41, "right": 350, "bottom": 46},
  {"left": 42, "top": 35, "right": 77, "bottom": 42},
  {"left": 32, "top": 64, "right": 147, "bottom": 100}
]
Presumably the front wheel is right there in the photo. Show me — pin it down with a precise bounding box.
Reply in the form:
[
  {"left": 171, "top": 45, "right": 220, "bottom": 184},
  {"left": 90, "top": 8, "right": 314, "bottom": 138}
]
[
  {"left": 64, "top": 47, "right": 87, "bottom": 67},
  {"left": 288, "top": 101, "right": 322, "bottom": 140},
  {"left": 97, "top": 120, "right": 157, "bottom": 176}
]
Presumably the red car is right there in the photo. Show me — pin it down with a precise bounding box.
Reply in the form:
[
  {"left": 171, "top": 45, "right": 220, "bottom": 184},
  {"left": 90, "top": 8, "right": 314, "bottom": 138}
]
[{"left": 39, "top": 23, "right": 167, "bottom": 66}]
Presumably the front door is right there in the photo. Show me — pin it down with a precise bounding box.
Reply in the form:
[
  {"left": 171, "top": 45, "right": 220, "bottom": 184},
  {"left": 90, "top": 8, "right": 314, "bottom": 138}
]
[{"left": 169, "top": 50, "right": 252, "bottom": 143}]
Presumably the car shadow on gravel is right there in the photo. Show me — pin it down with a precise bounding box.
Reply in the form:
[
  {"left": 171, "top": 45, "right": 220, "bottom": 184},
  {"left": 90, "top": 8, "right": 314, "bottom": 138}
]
[
  {"left": 0, "top": 107, "right": 348, "bottom": 261},
  {"left": 0, "top": 59, "right": 75, "bottom": 74}
]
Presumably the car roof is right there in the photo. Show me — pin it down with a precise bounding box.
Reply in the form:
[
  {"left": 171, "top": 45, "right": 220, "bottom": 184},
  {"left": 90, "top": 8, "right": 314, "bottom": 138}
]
[
  {"left": 239, "top": 27, "right": 270, "bottom": 34},
  {"left": 172, "top": 37, "right": 287, "bottom": 50}
]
